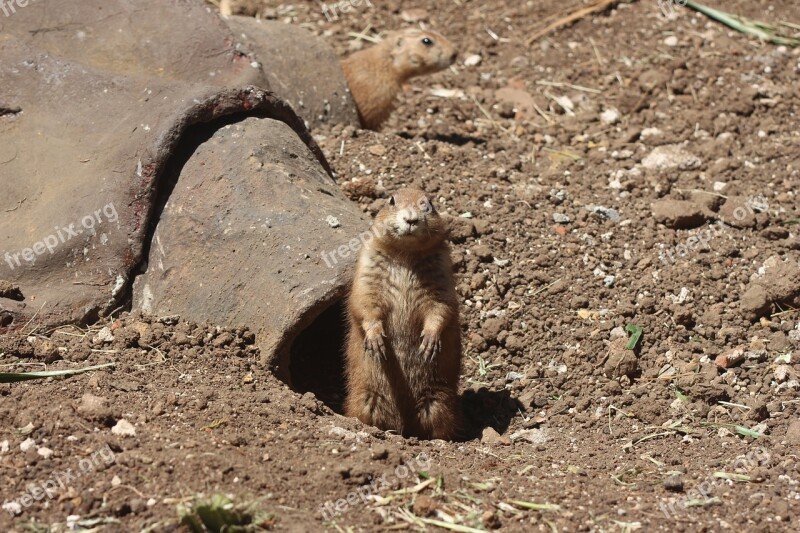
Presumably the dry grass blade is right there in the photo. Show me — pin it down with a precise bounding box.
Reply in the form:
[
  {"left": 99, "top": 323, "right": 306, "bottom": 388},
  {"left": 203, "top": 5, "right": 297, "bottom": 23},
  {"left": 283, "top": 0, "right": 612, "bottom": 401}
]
[
  {"left": 526, "top": 0, "right": 629, "bottom": 45},
  {"left": 509, "top": 500, "right": 562, "bottom": 512},
  {"left": 0, "top": 362, "right": 115, "bottom": 383},
  {"left": 683, "top": 1, "right": 800, "bottom": 46}
]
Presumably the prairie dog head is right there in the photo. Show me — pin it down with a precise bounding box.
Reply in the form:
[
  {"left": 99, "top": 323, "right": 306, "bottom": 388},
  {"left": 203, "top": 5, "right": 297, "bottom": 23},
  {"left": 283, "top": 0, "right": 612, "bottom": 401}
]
[
  {"left": 387, "top": 29, "right": 457, "bottom": 81},
  {"left": 372, "top": 188, "right": 447, "bottom": 252}
]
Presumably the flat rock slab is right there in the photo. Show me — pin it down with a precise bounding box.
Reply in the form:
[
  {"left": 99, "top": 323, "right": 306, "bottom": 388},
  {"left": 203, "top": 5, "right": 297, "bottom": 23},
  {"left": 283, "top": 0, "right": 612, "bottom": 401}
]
[
  {"left": 132, "top": 117, "right": 368, "bottom": 374},
  {"left": 223, "top": 16, "right": 359, "bottom": 129}
]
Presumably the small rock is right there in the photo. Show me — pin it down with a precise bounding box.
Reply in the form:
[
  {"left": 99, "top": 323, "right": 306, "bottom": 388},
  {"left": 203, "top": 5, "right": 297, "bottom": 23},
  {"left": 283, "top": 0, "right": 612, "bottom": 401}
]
[
  {"left": 37, "top": 447, "right": 54, "bottom": 459},
  {"left": 367, "top": 144, "right": 386, "bottom": 156},
  {"left": 2, "top": 500, "right": 22, "bottom": 516},
  {"left": 715, "top": 346, "right": 745, "bottom": 369},
  {"left": 481, "top": 427, "right": 511, "bottom": 445},
  {"left": 505, "top": 371, "right": 525, "bottom": 382},
  {"left": 641, "top": 144, "right": 701, "bottom": 170},
  {"left": 664, "top": 35, "right": 679, "bottom": 47},
  {"left": 20, "top": 437, "right": 36, "bottom": 452},
  {"left": 463, "top": 54, "right": 482, "bottom": 67},
  {"left": 33, "top": 339, "right": 61, "bottom": 363},
  {"left": 412, "top": 494, "right": 438, "bottom": 517},
  {"left": 603, "top": 337, "right": 639, "bottom": 378},
  {"left": 651, "top": 199, "right": 708, "bottom": 230},
  {"left": 510, "top": 428, "right": 548, "bottom": 444},
  {"left": 664, "top": 475, "right": 684, "bottom": 492},
  {"left": 93, "top": 326, "right": 114, "bottom": 344},
  {"left": 552, "top": 213, "right": 571, "bottom": 224},
  {"left": 212, "top": 332, "right": 234, "bottom": 348},
  {"left": 472, "top": 244, "right": 493, "bottom": 262},
  {"left": 747, "top": 402, "right": 770, "bottom": 422},
  {"left": 77, "top": 393, "right": 113, "bottom": 423},
  {"left": 587, "top": 205, "right": 621, "bottom": 222},
  {"left": 111, "top": 475, "right": 122, "bottom": 487},
  {"left": 482, "top": 510, "right": 502, "bottom": 529},
  {"left": 719, "top": 196, "right": 761, "bottom": 228},
  {"left": 786, "top": 420, "right": 800, "bottom": 445},
  {"left": 761, "top": 226, "right": 789, "bottom": 240},
  {"left": 600, "top": 108, "right": 621, "bottom": 124},
  {"left": 603, "top": 275, "right": 616, "bottom": 288},
  {"left": 325, "top": 216, "right": 340, "bottom": 228},
  {"left": 111, "top": 419, "right": 136, "bottom": 437},
  {"left": 0, "top": 440, "right": 8, "bottom": 454}
]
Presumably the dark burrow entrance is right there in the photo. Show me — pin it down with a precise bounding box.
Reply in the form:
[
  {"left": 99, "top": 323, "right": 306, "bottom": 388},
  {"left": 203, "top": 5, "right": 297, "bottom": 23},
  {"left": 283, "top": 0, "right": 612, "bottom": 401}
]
[
  {"left": 285, "top": 300, "right": 521, "bottom": 439},
  {"left": 288, "top": 301, "right": 349, "bottom": 414}
]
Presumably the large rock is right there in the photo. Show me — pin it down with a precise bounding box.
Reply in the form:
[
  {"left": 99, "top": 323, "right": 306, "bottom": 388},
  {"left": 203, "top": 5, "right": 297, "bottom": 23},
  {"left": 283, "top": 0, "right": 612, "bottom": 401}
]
[
  {"left": 0, "top": 0, "right": 366, "bottom": 375},
  {"left": 131, "top": 117, "right": 368, "bottom": 376},
  {"left": 223, "top": 17, "right": 359, "bottom": 129},
  {"left": 741, "top": 258, "right": 800, "bottom": 321}
]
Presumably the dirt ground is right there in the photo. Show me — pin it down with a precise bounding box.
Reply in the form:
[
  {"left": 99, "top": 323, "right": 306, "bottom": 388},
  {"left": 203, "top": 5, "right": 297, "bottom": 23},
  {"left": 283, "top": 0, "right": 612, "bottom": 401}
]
[{"left": 3, "top": 0, "right": 800, "bottom": 531}]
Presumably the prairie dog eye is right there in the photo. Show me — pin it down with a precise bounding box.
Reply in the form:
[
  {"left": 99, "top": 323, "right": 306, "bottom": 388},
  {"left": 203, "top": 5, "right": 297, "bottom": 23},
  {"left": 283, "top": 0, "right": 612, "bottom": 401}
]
[
  {"left": 421, "top": 37, "right": 434, "bottom": 46},
  {"left": 389, "top": 196, "right": 396, "bottom": 206}
]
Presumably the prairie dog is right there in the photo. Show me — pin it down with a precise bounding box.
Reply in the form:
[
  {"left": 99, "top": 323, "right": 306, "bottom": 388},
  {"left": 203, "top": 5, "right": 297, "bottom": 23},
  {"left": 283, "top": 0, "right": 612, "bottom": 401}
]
[
  {"left": 344, "top": 188, "right": 462, "bottom": 440},
  {"left": 341, "top": 29, "right": 457, "bottom": 130}
]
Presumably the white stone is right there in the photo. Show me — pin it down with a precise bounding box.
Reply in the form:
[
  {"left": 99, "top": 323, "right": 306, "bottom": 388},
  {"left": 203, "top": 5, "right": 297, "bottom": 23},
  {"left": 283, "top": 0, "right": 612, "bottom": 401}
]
[
  {"left": 37, "top": 447, "right": 54, "bottom": 459},
  {"left": 463, "top": 54, "right": 482, "bottom": 67},
  {"left": 664, "top": 35, "right": 679, "bottom": 47},
  {"left": 600, "top": 108, "right": 621, "bottom": 124},
  {"left": 20, "top": 437, "right": 36, "bottom": 452},
  {"left": 111, "top": 419, "right": 136, "bottom": 437}
]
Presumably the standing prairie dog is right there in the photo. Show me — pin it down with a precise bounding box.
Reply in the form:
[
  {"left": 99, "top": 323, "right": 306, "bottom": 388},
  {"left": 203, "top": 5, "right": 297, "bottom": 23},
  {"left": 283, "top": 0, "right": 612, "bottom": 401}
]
[
  {"left": 344, "top": 188, "right": 462, "bottom": 440},
  {"left": 341, "top": 29, "right": 457, "bottom": 130}
]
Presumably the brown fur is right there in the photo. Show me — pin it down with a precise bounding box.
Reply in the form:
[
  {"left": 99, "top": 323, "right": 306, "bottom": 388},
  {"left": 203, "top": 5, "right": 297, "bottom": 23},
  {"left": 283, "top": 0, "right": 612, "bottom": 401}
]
[
  {"left": 344, "top": 188, "right": 462, "bottom": 440},
  {"left": 341, "top": 29, "right": 457, "bottom": 130}
]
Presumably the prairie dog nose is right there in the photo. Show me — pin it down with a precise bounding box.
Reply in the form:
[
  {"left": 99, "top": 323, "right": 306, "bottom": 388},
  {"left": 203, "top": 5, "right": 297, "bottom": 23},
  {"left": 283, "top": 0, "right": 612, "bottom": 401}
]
[{"left": 404, "top": 212, "right": 419, "bottom": 226}]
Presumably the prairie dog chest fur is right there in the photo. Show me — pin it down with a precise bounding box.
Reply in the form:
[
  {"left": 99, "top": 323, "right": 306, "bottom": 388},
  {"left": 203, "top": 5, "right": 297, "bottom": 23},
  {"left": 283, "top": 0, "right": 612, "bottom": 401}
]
[{"left": 344, "top": 188, "right": 462, "bottom": 440}]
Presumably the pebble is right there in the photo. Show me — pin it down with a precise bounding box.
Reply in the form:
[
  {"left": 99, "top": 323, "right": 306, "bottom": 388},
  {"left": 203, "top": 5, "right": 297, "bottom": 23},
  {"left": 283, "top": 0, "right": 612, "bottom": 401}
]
[
  {"left": 651, "top": 199, "right": 707, "bottom": 229},
  {"left": 664, "top": 475, "right": 684, "bottom": 492},
  {"left": 510, "top": 428, "right": 548, "bottom": 444},
  {"left": 481, "top": 427, "right": 511, "bottom": 445},
  {"left": 587, "top": 205, "right": 621, "bottom": 222},
  {"left": 552, "top": 213, "right": 571, "bottom": 224},
  {"left": 464, "top": 54, "right": 482, "bottom": 67},
  {"left": 325, "top": 215, "right": 341, "bottom": 228},
  {"left": 93, "top": 326, "right": 115, "bottom": 344},
  {"left": 664, "top": 35, "right": 679, "bottom": 47},
  {"left": 641, "top": 144, "right": 701, "bottom": 170},
  {"left": 111, "top": 419, "right": 137, "bottom": 437},
  {"left": 715, "top": 346, "right": 745, "bottom": 369},
  {"left": 600, "top": 108, "right": 621, "bottom": 124},
  {"left": 20, "top": 437, "right": 36, "bottom": 452},
  {"left": 786, "top": 420, "right": 800, "bottom": 445},
  {"left": 37, "top": 447, "right": 54, "bottom": 459}
]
